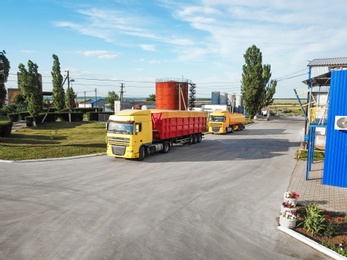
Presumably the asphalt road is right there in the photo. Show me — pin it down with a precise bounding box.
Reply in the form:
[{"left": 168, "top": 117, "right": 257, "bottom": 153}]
[{"left": 0, "top": 117, "right": 330, "bottom": 259}]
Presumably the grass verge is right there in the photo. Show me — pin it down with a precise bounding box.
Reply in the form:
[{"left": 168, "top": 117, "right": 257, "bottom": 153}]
[{"left": 0, "top": 122, "right": 106, "bottom": 160}]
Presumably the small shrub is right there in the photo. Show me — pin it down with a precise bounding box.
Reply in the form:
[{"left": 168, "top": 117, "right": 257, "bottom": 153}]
[
  {"left": 39, "top": 112, "right": 57, "bottom": 122},
  {"left": 25, "top": 115, "right": 45, "bottom": 126},
  {"left": 19, "top": 112, "right": 31, "bottom": 120},
  {"left": 0, "top": 121, "right": 13, "bottom": 137},
  {"left": 7, "top": 113, "right": 20, "bottom": 122}
]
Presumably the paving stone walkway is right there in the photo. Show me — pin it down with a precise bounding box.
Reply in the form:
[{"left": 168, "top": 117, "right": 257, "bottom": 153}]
[{"left": 288, "top": 160, "right": 347, "bottom": 212}]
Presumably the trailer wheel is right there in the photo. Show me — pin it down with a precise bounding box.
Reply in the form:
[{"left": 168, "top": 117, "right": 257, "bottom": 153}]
[
  {"left": 197, "top": 134, "right": 202, "bottom": 143},
  {"left": 138, "top": 146, "right": 146, "bottom": 161},
  {"left": 193, "top": 134, "right": 198, "bottom": 144},
  {"left": 188, "top": 135, "right": 194, "bottom": 145},
  {"left": 161, "top": 141, "right": 170, "bottom": 153}
]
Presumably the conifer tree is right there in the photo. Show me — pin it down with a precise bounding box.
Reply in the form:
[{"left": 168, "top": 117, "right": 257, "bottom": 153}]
[
  {"left": 0, "top": 51, "right": 10, "bottom": 108},
  {"left": 241, "top": 45, "right": 277, "bottom": 119},
  {"left": 18, "top": 60, "right": 43, "bottom": 126},
  {"left": 51, "top": 54, "right": 65, "bottom": 110}
]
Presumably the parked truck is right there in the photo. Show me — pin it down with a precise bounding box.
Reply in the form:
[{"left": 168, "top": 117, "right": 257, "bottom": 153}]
[
  {"left": 208, "top": 110, "right": 245, "bottom": 134},
  {"left": 106, "top": 109, "right": 207, "bottom": 160}
]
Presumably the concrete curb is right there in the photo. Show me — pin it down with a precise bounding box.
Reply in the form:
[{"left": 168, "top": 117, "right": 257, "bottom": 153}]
[
  {"left": 0, "top": 153, "right": 106, "bottom": 163},
  {"left": 278, "top": 226, "right": 347, "bottom": 259}
]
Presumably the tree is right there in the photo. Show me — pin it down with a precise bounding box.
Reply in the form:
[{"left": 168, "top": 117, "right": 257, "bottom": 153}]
[
  {"left": 18, "top": 60, "right": 43, "bottom": 126},
  {"left": 51, "top": 54, "right": 65, "bottom": 110},
  {"left": 65, "top": 86, "right": 76, "bottom": 110},
  {"left": 106, "top": 90, "right": 119, "bottom": 111},
  {"left": 241, "top": 45, "right": 277, "bottom": 120},
  {"left": 0, "top": 51, "right": 10, "bottom": 108},
  {"left": 146, "top": 94, "right": 156, "bottom": 101}
]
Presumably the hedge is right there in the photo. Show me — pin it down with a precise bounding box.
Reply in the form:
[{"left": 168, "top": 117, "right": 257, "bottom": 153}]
[
  {"left": 0, "top": 121, "right": 13, "bottom": 137},
  {"left": 55, "top": 112, "right": 84, "bottom": 122},
  {"left": 19, "top": 112, "right": 31, "bottom": 120},
  {"left": 86, "top": 112, "right": 113, "bottom": 121},
  {"left": 25, "top": 114, "right": 45, "bottom": 127},
  {"left": 7, "top": 113, "right": 20, "bottom": 122}
]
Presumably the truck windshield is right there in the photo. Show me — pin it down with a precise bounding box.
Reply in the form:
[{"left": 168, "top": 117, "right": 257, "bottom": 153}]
[
  {"left": 210, "top": 116, "right": 225, "bottom": 122},
  {"left": 107, "top": 122, "right": 134, "bottom": 134}
]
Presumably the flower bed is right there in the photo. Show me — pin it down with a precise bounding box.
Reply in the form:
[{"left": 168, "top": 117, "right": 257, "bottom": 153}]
[{"left": 293, "top": 204, "right": 347, "bottom": 257}]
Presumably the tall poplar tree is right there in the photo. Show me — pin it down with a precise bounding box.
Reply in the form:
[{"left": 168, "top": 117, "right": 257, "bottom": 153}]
[
  {"left": 106, "top": 90, "right": 119, "bottom": 111},
  {"left": 0, "top": 51, "right": 10, "bottom": 108},
  {"left": 51, "top": 54, "right": 65, "bottom": 110},
  {"left": 18, "top": 60, "right": 43, "bottom": 126},
  {"left": 241, "top": 45, "right": 277, "bottom": 119},
  {"left": 65, "top": 86, "right": 76, "bottom": 110}
]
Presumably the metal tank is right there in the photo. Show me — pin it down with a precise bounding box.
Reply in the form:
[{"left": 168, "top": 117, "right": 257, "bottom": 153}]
[
  {"left": 235, "top": 95, "right": 243, "bottom": 114},
  {"left": 219, "top": 92, "right": 228, "bottom": 105},
  {"left": 156, "top": 79, "right": 189, "bottom": 110},
  {"left": 211, "top": 91, "right": 220, "bottom": 105}
]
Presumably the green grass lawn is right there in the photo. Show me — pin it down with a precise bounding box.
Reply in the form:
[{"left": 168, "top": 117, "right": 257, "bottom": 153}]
[{"left": 0, "top": 122, "right": 107, "bottom": 160}]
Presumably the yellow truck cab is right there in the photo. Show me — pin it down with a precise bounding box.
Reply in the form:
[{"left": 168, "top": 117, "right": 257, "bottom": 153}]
[
  {"left": 107, "top": 110, "right": 152, "bottom": 160},
  {"left": 208, "top": 110, "right": 245, "bottom": 134}
]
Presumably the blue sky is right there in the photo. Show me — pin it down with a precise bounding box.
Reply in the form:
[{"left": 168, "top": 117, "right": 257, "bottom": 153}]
[{"left": 2, "top": 0, "right": 347, "bottom": 99}]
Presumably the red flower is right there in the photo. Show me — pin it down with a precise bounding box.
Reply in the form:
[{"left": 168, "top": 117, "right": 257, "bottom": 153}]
[
  {"left": 337, "top": 217, "right": 342, "bottom": 222},
  {"left": 325, "top": 214, "right": 330, "bottom": 219}
]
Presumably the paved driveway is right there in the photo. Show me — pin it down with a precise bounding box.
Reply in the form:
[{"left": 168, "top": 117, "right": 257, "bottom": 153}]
[{"left": 0, "top": 117, "right": 329, "bottom": 259}]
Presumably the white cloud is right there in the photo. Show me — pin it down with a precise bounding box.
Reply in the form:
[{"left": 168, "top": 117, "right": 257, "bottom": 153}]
[
  {"left": 20, "top": 50, "right": 36, "bottom": 53},
  {"left": 140, "top": 44, "right": 156, "bottom": 51},
  {"left": 78, "top": 50, "right": 118, "bottom": 59},
  {"left": 149, "top": 60, "right": 161, "bottom": 64}
]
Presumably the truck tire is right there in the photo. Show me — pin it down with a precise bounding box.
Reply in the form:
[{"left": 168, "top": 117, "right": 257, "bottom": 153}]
[
  {"left": 197, "top": 133, "right": 202, "bottom": 143},
  {"left": 193, "top": 134, "right": 198, "bottom": 144},
  {"left": 161, "top": 141, "right": 170, "bottom": 153},
  {"left": 138, "top": 146, "right": 146, "bottom": 161},
  {"left": 188, "top": 135, "right": 194, "bottom": 145}
]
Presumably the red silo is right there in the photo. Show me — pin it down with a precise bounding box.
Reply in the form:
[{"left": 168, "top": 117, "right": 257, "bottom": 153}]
[{"left": 156, "top": 79, "right": 189, "bottom": 110}]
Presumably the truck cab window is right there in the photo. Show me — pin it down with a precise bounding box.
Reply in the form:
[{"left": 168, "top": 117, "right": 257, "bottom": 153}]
[
  {"left": 108, "top": 122, "right": 134, "bottom": 134},
  {"left": 135, "top": 123, "right": 142, "bottom": 133}
]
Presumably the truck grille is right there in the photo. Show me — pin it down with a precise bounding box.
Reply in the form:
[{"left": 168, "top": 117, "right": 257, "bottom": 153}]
[
  {"left": 108, "top": 136, "right": 130, "bottom": 146},
  {"left": 112, "top": 146, "right": 126, "bottom": 156},
  {"left": 212, "top": 127, "right": 220, "bottom": 132}
]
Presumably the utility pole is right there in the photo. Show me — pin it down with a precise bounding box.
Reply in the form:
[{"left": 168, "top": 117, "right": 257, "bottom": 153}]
[
  {"left": 119, "top": 83, "right": 125, "bottom": 101},
  {"left": 95, "top": 88, "right": 97, "bottom": 112},
  {"left": 178, "top": 83, "right": 181, "bottom": 110},
  {"left": 65, "top": 70, "right": 72, "bottom": 122},
  {"left": 84, "top": 91, "right": 86, "bottom": 108}
]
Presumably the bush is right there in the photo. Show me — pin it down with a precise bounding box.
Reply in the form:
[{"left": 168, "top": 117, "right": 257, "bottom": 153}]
[
  {"left": 86, "top": 112, "right": 98, "bottom": 121},
  {"left": 0, "top": 121, "right": 13, "bottom": 137},
  {"left": 55, "top": 112, "right": 70, "bottom": 122},
  {"left": 86, "top": 112, "right": 112, "bottom": 121},
  {"left": 19, "top": 112, "right": 31, "bottom": 120},
  {"left": 54, "top": 112, "right": 84, "bottom": 122},
  {"left": 39, "top": 112, "right": 57, "bottom": 122},
  {"left": 70, "top": 112, "right": 84, "bottom": 122},
  {"left": 7, "top": 113, "right": 20, "bottom": 122},
  {"left": 75, "top": 107, "right": 102, "bottom": 113},
  {"left": 25, "top": 115, "right": 45, "bottom": 127}
]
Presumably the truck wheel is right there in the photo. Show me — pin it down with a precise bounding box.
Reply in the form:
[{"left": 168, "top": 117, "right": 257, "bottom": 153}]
[
  {"left": 193, "top": 134, "right": 198, "bottom": 144},
  {"left": 138, "top": 146, "right": 145, "bottom": 161},
  {"left": 161, "top": 141, "right": 170, "bottom": 153},
  {"left": 188, "top": 135, "right": 194, "bottom": 145},
  {"left": 197, "top": 134, "right": 202, "bottom": 143}
]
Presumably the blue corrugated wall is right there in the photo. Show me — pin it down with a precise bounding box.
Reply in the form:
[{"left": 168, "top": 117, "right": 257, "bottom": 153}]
[{"left": 323, "top": 70, "right": 347, "bottom": 187}]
